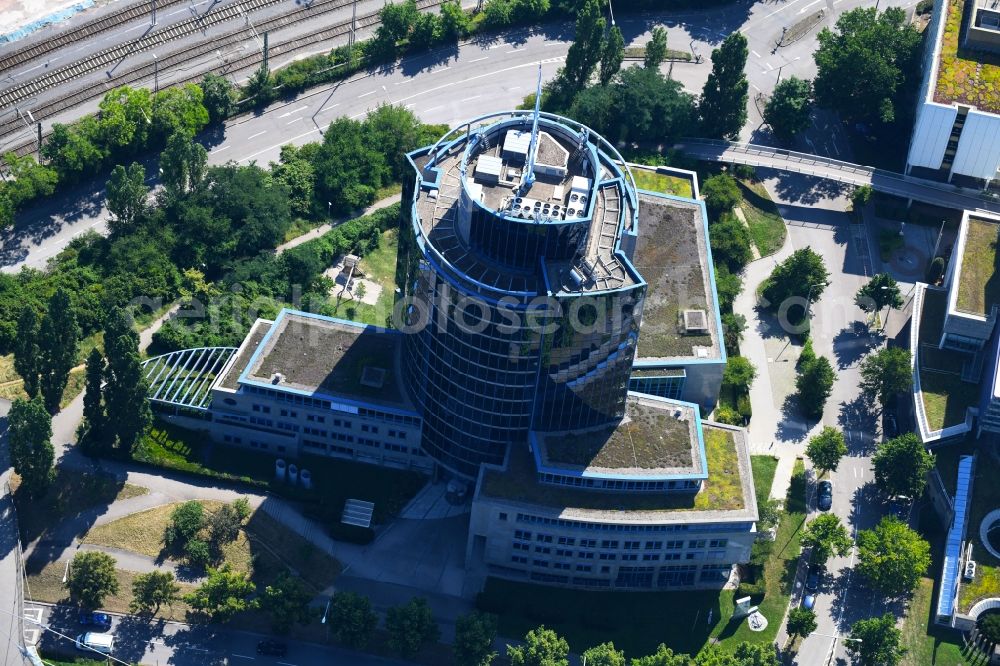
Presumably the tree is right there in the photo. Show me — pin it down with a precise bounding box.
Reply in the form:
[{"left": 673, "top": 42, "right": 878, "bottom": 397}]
[
  {"left": 262, "top": 572, "right": 314, "bottom": 633},
  {"left": 699, "top": 32, "right": 749, "bottom": 139},
  {"left": 702, "top": 173, "right": 742, "bottom": 219},
  {"left": 329, "top": 591, "right": 379, "bottom": 648},
  {"left": 597, "top": 26, "right": 625, "bottom": 85},
  {"left": 562, "top": 0, "right": 605, "bottom": 90},
  {"left": 106, "top": 162, "right": 147, "bottom": 235},
  {"left": 208, "top": 502, "right": 245, "bottom": 549},
  {"left": 103, "top": 307, "right": 151, "bottom": 453},
  {"left": 165, "top": 500, "right": 205, "bottom": 550},
  {"left": 859, "top": 347, "right": 912, "bottom": 406},
  {"left": 855, "top": 273, "right": 903, "bottom": 321},
  {"left": 786, "top": 607, "right": 817, "bottom": 641},
  {"left": 185, "top": 566, "right": 258, "bottom": 621},
  {"left": 38, "top": 288, "right": 80, "bottom": 414},
  {"left": 245, "top": 65, "right": 277, "bottom": 107},
  {"left": 410, "top": 12, "right": 440, "bottom": 50},
  {"left": 82, "top": 347, "right": 106, "bottom": 444},
  {"left": 98, "top": 86, "right": 153, "bottom": 154},
  {"left": 67, "top": 551, "right": 119, "bottom": 610},
  {"left": 13, "top": 305, "right": 40, "bottom": 398},
  {"left": 386, "top": 597, "right": 441, "bottom": 658},
  {"left": 151, "top": 83, "right": 209, "bottom": 144},
  {"left": 507, "top": 626, "right": 569, "bottom": 666},
  {"left": 8, "top": 397, "right": 54, "bottom": 497},
  {"left": 481, "top": 0, "right": 513, "bottom": 28},
  {"left": 200, "top": 73, "right": 235, "bottom": 124},
  {"left": 42, "top": 120, "right": 106, "bottom": 184},
  {"left": 582, "top": 642, "right": 626, "bottom": 666},
  {"left": 801, "top": 513, "right": 852, "bottom": 564},
  {"left": 723, "top": 356, "right": 757, "bottom": 392},
  {"left": 631, "top": 644, "right": 693, "bottom": 666},
  {"left": 856, "top": 516, "right": 931, "bottom": 596},
  {"left": 813, "top": 8, "right": 921, "bottom": 123},
  {"left": 379, "top": 0, "right": 417, "bottom": 42},
  {"left": 851, "top": 184, "right": 873, "bottom": 210},
  {"left": 846, "top": 613, "right": 904, "bottom": 666},
  {"left": 979, "top": 614, "right": 1000, "bottom": 654},
  {"left": 796, "top": 354, "right": 834, "bottom": 420},
  {"left": 130, "top": 571, "right": 180, "bottom": 615},
  {"left": 454, "top": 611, "right": 498, "bottom": 666},
  {"left": 761, "top": 247, "right": 830, "bottom": 319},
  {"left": 805, "top": 427, "right": 848, "bottom": 475},
  {"left": 710, "top": 213, "right": 753, "bottom": 272},
  {"left": 757, "top": 497, "right": 781, "bottom": 530},
  {"left": 645, "top": 27, "right": 668, "bottom": 69},
  {"left": 439, "top": 0, "right": 470, "bottom": 40},
  {"left": 185, "top": 539, "right": 211, "bottom": 568},
  {"left": 722, "top": 312, "right": 747, "bottom": 355},
  {"left": 872, "top": 433, "right": 935, "bottom": 499},
  {"left": 763, "top": 77, "right": 813, "bottom": 142},
  {"left": 160, "top": 132, "right": 207, "bottom": 196}
]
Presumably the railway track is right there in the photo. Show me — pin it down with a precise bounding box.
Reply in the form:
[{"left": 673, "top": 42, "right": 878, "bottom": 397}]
[
  {"left": 0, "top": 0, "right": 190, "bottom": 76},
  {"left": 0, "top": 0, "right": 441, "bottom": 156},
  {"left": 0, "top": 0, "right": 298, "bottom": 110}
]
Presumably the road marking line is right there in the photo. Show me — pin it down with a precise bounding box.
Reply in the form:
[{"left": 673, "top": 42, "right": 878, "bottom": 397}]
[
  {"left": 248, "top": 131, "right": 266, "bottom": 139},
  {"left": 751, "top": 50, "right": 762, "bottom": 58},
  {"left": 469, "top": 56, "right": 488, "bottom": 63},
  {"left": 751, "top": 83, "right": 761, "bottom": 92},
  {"left": 431, "top": 65, "right": 452, "bottom": 73},
  {"left": 461, "top": 95, "right": 481, "bottom": 102},
  {"left": 544, "top": 41, "right": 562, "bottom": 46},
  {"left": 358, "top": 90, "right": 376, "bottom": 97},
  {"left": 425, "top": 104, "right": 444, "bottom": 112},
  {"left": 405, "top": 103, "right": 416, "bottom": 108},
  {"left": 276, "top": 662, "right": 298, "bottom": 666},
  {"left": 239, "top": 127, "right": 322, "bottom": 162},
  {"left": 287, "top": 117, "right": 303, "bottom": 124},
  {"left": 232, "top": 654, "right": 255, "bottom": 660},
  {"left": 211, "top": 145, "right": 230, "bottom": 153},
  {"left": 766, "top": 62, "right": 774, "bottom": 71},
  {"left": 350, "top": 111, "right": 366, "bottom": 119},
  {"left": 391, "top": 59, "right": 562, "bottom": 107},
  {"left": 798, "top": 0, "right": 822, "bottom": 13},
  {"left": 505, "top": 49, "right": 520, "bottom": 54},
  {"left": 510, "top": 85, "right": 522, "bottom": 90},
  {"left": 291, "top": 105, "right": 309, "bottom": 114}
]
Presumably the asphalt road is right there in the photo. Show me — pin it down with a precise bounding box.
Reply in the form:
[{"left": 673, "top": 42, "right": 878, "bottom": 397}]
[{"left": 30, "top": 603, "right": 411, "bottom": 666}]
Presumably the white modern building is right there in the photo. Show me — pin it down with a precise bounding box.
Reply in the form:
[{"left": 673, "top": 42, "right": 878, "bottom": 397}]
[{"left": 906, "top": 0, "right": 1000, "bottom": 187}]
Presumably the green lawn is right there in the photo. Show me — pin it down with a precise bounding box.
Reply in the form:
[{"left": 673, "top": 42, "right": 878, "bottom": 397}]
[
  {"left": 738, "top": 180, "right": 786, "bottom": 257},
  {"left": 39, "top": 653, "right": 136, "bottom": 666},
  {"left": 713, "top": 458, "right": 805, "bottom": 650},
  {"left": 751, "top": 455, "right": 778, "bottom": 508},
  {"left": 136, "top": 422, "right": 426, "bottom": 524},
  {"left": 320, "top": 228, "right": 399, "bottom": 327},
  {"left": 631, "top": 167, "right": 695, "bottom": 199},
  {"left": 955, "top": 217, "right": 1000, "bottom": 316},
  {"left": 900, "top": 577, "right": 968, "bottom": 666}
]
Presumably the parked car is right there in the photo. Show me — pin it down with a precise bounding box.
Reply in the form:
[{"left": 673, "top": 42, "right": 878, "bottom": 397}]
[
  {"left": 805, "top": 565, "right": 822, "bottom": 592},
  {"left": 257, "top": 640, "right": 288, "bottom": 657},
  {"left": 76, "top": 632, "right": 114, "bottom": 655},
  {"left": 884, "top": 413, "right": 898, "bottom": 439},
  {"left": 817, "top": 480, "right": 833, "bottom": 511},
  {"left": 802, "top": 594, "right": 816, "bottom": 610},
  {"left": 77, "top": 611, "right": 112, "bottom": 632}
]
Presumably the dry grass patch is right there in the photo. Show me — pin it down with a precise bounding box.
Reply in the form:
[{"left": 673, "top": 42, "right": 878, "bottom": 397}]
[
  {"left": 82, "top": 501, "right": 225, "bottom": 559},
  {"left": 27, "top": 562, "right": 196, "bottom": 621}
]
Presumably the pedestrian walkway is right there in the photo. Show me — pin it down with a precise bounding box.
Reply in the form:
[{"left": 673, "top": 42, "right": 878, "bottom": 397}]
[
  {"left": 400, "top": 482, "right": 470, "bottom": 520},
  {"left": 275, "top": 195, "right": 401, "bottom": 255},
  {"left": 769, "top": 455, "right": 797, "bottom": 503}
]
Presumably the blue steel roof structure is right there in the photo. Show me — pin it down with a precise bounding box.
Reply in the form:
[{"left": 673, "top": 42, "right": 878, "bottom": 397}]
[{"left": 937, "top": 454, "right": 974, "bottom": 621}]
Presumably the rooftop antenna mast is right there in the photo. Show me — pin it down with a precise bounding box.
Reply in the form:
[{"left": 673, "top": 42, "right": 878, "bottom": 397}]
[{"left": 519, "top": 63, "right": 543, "bottom": 197}]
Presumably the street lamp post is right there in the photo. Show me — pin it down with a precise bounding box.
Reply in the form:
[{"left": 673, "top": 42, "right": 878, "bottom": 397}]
[
  {"left": 62, "top": 559, "right": 70, "bottom": 583},
  {"left": 152, "top": 53, "right": 158, "bottom": 93},
  {"left": 607, "top": 0, "right": 615, "bottom": 26},
  {"left": 151, "top": 0, "right": 157, "bottom": 26}
]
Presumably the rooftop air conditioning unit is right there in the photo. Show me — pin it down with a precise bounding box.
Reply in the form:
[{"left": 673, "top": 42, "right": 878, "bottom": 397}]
[{"left": 965, "top": 560, "right": 977, "bottom": 581}]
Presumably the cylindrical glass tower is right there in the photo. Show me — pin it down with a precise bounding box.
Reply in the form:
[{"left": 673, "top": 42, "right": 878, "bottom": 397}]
[{"left": 398, "top": 111, "right": 646, "bottom": 479}]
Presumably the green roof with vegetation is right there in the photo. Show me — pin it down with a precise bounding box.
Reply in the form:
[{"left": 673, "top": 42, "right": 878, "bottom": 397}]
[
  {"left": 539, "top": 399, "right": 701, "bottom": 474},
  {"left": 629, "top": 165, "right": 695, "bottom": 199},
  {"left": 917, "top": 288, "right": 979, "bottom": 430},
  {"left": 956, "top": 217, "right": 1000, "bottom": 315},
  {"left": 481, "top": 425, "right": 749, "bottom": 515},
  {"left": 934, "top": 0, "right": 1000, "bottom": 113}
]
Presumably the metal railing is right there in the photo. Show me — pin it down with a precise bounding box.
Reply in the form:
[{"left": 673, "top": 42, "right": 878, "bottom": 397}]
[{"left": 677, "top": 138, "right": 1000, "bottom": 213}]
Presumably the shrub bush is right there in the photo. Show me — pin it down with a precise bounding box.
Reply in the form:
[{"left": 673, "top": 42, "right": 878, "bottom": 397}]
[
  {"left": 714, "top": 405, "right": 743, "bottom": 425},
  {"left": 737, "top": 393, "right": 752, "bottom": 420}
]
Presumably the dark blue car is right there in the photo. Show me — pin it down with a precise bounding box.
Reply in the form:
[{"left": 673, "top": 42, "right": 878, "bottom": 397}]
[{"left": 78, "top": 611, "right": 112, "bottom": 631}]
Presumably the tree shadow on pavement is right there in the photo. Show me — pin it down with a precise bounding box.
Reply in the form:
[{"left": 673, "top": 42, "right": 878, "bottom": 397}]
[
  {"left": 112, "top": 615, "right": 167, "bottom": 665},
  {"left": 837, "top": 396, "right": 879, "bottom": 456},
  {"left": 772, "top": 172, "right": 851, "bottom": 206},
  {"left": 832, "top": 323, "right": 878, "bottom": 370},
  {"left": 776, "top": 394, "right": 810, "bottom": 444},
  {"left": 162, "top": 622, "right": 228, "bottom": 665}
]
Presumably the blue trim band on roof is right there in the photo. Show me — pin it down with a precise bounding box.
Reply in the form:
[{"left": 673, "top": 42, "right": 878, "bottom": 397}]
[
  {"left": 937, "top": 454, "right": 974, "bottom": 620},
  {"left": 528, "top": 393, "right": 709, "bottom": 482}
]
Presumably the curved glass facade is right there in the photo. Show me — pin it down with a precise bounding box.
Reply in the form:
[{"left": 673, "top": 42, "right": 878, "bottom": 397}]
[{"left": 399, "top": 112, "right": 646, "bottom": 479}]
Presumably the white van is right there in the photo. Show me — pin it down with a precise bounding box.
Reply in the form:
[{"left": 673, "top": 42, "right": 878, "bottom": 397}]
[{"left": 75, "top": 632, "right": 114, "bottom": 655}]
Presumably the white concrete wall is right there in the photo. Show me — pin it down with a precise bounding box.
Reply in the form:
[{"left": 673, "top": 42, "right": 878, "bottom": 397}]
[
  {"left": 951, "top": 110, "right": 1000, "bottom": 180},
  {"left": 907, "top": 102, "right": 957, "bottom": 170}
]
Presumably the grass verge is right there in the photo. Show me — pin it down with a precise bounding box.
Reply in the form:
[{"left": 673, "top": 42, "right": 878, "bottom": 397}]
[
  {"left": 751, "top": 455, "right": 778, "bottom": 508},
  {"left": 320, "top": 228, "right": 399, "bottom": 327},
  {"left": 738, "top": 180, "right": 786, "bottom": 257}
]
